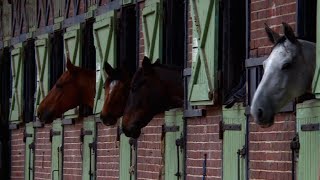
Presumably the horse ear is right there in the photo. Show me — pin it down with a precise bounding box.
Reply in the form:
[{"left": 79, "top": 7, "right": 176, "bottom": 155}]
[
  {"left": 264, "top": 23, "right": 280, "bottom": 44},
  {"left": 282, "top": 22, "right": 297, "bottom": 43},
  {"left": 142, "top": 56, "right": 152, "bottom": 68},
  {"left": 103, "top": 61, "right": 116, "bottom": 77},
  {"left": 154, "top": 58, "right": 161, "bottom": 65},
  {"left": 66, "top": 53, "right": 76, "bottom": 72}
]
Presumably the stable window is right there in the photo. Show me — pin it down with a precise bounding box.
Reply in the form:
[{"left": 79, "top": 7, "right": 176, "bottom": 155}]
[{"left": 50, "top": 31, "right": 64, "bottom": 89}]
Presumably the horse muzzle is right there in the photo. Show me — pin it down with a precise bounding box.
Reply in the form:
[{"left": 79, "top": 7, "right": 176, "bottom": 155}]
[
  {"left": 38, "top": 110, "right": 54, "bottom": 124},
  {"left": 100, "top": 114, "right": 118, "bottom": 126},
  {"left": 122, "top": 125, "right": 141, "bottom": 139}
]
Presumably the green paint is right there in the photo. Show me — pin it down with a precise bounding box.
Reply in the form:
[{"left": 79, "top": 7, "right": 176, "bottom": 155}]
[
  {"left": 24, "top": 122, "right": 35, "bottom": 180},
  {"left": 34, "top": 35, "right": 50, "bottom": 117},
  {"left": 51, "top": 119, "right": 63, "bottom": 180},
  {"left": 120, "top": 118, "right": 136, "bottom": 180},
  {"left": 9, "top": 43, "right": 24, "bottom": 123},
  {"left": 164, "top": 109, "right": 184, "bottom": 180},
  {"left": 63, "top": 24, "right": 82, "bottom": 118},
  {"left": 296, "top": 100, "right": 320, "bottom": 180},
  {"left": 82, "top": 117, "right": 96, "bottom": 180},
  {"left": 122, "top": 0, "right": 134, "bottom": 5},
  {"left": 189, "top": 0, "right": 219, "bottom": 105},
  {"left": 93, "top": 11, "right": 117, "bottom": 115},
  {"left": 142, "top": 0, "right": 163, "bottom": 63},
  {"left": 222, "top": 104, "right": 246, "bottom": 180}
]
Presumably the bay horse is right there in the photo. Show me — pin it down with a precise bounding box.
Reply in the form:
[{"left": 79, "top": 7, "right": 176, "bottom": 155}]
[
  {"left": 251, "top": 22, "right": 316, "bottom": 128},
  {"left": 37, "top": 56, "right": 96, "bottom": 123},
  {"left": 100, "top": 61, "right": 133, "bottom": 126},
  {"left": 122, "top": 56, "right": 183, "bottom": 138}
]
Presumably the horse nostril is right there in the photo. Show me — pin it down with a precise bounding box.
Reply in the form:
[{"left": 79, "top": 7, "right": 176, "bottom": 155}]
[{"left": 258, "top": 108, "right": 263, "bottom": 118}]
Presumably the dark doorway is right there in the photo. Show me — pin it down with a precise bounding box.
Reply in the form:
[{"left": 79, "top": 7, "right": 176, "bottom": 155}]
[
  {"left": 50, "top": 31, "right": 64, "bottom": 89},
  {"left": 297, "top": 0, "right": 316, "bottom": 42},
  {"left": 221, "top": 0, "right": 246, "bottom": 103},
  {"left": 0, "top": 47, "right": 11, "bottom": 179},
  {"left": 23, "top": 40, "right": 37, "bottom": 123},
  {"left": 163, "top": 0, "right": 185, "bottom": 67}
]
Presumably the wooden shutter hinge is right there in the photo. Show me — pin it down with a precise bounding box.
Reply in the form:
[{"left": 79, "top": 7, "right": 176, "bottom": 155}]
[
  {"left": 80, "top": 128, "right": 93, "bottom": 143},
  {"left": 162, "top": 124, "right": 179, "bottom": 133},
  {"left": 23, "top": 129, "right": 33, "bottom": 143},
  {"left": 50, "top": 129, "right": 61, "bottom": 142},
  {"left": 219, "top": 120, "right": 242, "bottom": 139}
]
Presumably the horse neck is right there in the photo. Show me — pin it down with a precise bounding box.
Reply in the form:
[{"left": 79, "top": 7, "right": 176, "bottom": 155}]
[
  {"left": 154, "top": 66, "right": 182, "bottom": 85},
  {"left": 80, "top": 69, "right": 96, "bottom": 108}
]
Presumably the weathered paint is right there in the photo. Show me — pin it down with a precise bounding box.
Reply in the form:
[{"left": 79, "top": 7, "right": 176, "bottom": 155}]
[
  {"left": 189, "top": 0, "right": 219, "bottom": 105},
  {"left": 296, "top": 100, "right": 320, "bottom": 180},
  {"left": 222, "top": 104, "right": 246, "bottom": 180}
]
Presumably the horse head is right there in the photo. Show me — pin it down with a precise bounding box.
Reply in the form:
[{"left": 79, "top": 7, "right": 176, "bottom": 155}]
[
  {"left": 100, "top": 61, "right": 132, "bottom": 126},
  {"left": 37, "top": 55, "right": 96, "bottom": 123},
  {"left": 122, "top": 56, "right": 183, "bottom": 138},
  {"left": 251, "top": 22, "right": 316, "bottom": 127}
]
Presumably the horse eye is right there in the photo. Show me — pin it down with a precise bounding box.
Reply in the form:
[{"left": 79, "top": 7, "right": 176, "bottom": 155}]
[{"left": 281, "top": 62, "right": 292, "bottom": 70}]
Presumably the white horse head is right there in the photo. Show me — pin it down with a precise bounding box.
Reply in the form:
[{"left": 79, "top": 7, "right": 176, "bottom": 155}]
[{"left": 251, "top": 22, "right": 316, "bottom": 128}]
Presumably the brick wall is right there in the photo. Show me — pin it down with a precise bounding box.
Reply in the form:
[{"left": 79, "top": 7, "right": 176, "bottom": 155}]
[
  {"left": 250, "top": 0, "right": 297, "bottom": 57},
  {"left": 63, "top": 120, "right": 83, "bottom": 180},
  {"left": 34, "top": 124, "right": 52, "bottom": 180},
  {"left": 96, "top": 123, "right": 119, "bottom": 179},
  {"left": 11, "top": 127, "right": 25, "bottom": 180}
]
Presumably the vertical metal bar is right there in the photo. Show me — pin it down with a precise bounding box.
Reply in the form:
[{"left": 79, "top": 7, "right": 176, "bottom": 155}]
[
  {"left": 183, "top": 0, "right": 188, "bottom": 179},
  {"left": 202, "top": 154, "right": 207, "bottom": 180}
]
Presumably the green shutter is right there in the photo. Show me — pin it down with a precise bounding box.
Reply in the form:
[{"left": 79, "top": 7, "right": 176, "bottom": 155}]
[
  {"left": 123, "top": 0, "right": 133, "bottom": 6},
  {"left": 2, "top": 1, "right": 12, "bottom": 43},
  {"left": 189, "top": 0, "right": 219, "bottom": 105},
  {"left": 24, "top": 122, "right": 35, "bottom": 180},
  {"left": 82, "top": 117, "right": 96, "bottom": 180},
  {"left": 164, "top": 109, "right": 184, "bottom": 180},
  {"left": 34, "top": 35, "right": 50, "bottom": 117},
  {"left": 296, "top": 100, "right": 320, "bottom": 180},
  {"left": 9, "top": 43, "right": 24, "bottom": 123},
  {"left": 93, "top": 11, "right": 117, "bottom": 115},
  {"left": 51, "top": 119, "right": 63, "bottom": 180},
  {"left": 313, "top": 1, "right": 320, "bottom": 97},
  {"left": 142, "top": 0, "right": 163, "bottom": 63},
  {"left": 63, "top": 24, "right": 82, "bottom": 118},
  {"left": 222, "top": 104, "right": 246, "bottom": 180},
  {"left": 120, "top": 118, "right": 137, "bottom": 180}
]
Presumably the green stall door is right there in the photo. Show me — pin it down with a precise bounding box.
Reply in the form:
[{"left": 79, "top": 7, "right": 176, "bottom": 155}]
[
  {"left": 24, "top": 122, "right": 35, "bottom": 180},
  {"left": 296, "top": 100, "right": 320, "bottom": 180},
  {"left": 82, "top": 117, "right": 96, "bottom": 180},
  {"left": 120, "top": 118, "right": 137, "bottom": 180},
  {"left": 9, "top": 43, "right": 24, "bottom": 124},
  {"left": 63, "top": 24, "right": 82, "bottom": 119},
  {"left": 222, "top": 104, "right": 246, "bottom": 180},
  {"left": 164, "top": 108, "right": 184, "bottom": 180},
  {"left": 142, "top": 0, "right": 163, "bottom": 63},
  {"left": 189, "top": 0, "right": 219, "bottom": 105},
  {"left": 34, "top": 35, "right": 50, "bottom": 118},
  {"left": 51, "top": 119, "right": 63, "bottom": 180},
  {"left": 93, "top": 11, "right": 117, "bottom": 115}
]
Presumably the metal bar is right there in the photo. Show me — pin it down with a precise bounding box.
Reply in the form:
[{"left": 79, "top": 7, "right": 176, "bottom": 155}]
[
  {"left": 223, "top": 124, "right": 241, "bottom": 131},
  {"left": 183, "top": 109, "right": 206, "bottom": 118},
  {"left": 301, "top": 123, "right": 320, "bottom": 131},
  {"left": 245, "top": 56, "right": 266, "bottom": 67},
  {"left": 202, "top": 154, "right": 207, "bottom": 180}
]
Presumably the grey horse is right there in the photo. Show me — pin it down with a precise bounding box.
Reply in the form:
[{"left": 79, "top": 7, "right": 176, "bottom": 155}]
[{"left": 251, "top": 22, "right": 316, "bottom": 127}]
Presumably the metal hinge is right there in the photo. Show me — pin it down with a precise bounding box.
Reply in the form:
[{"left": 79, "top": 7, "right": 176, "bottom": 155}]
[
  {"left": 23, "top": 130, "right": 33, "bottom": 143},
  {"left": 50, "top": 129, "right": 61, "bottom": 142},
  {"left": 80, "top": 128, "right": 93, "bottom": 143},
  {"left": 219, "top": 120, "right": 242, "bottom": 139},
  {"left": 162, "top": 124, "right": 180, "bottom": 133},
  {"left": 290, "top": 134, "right": 300, "bottom": 153},
  {"left": 301, "top": 123, "right": 320, "bottom": 131}
]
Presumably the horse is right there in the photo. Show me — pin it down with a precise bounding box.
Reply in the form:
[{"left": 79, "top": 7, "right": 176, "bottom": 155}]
[
  {"left": 37, "top": 56, "right": 96, "bottom": 123},
  {"left": 100, "top": 61, "right": 133, "bottom": 126},
  {"left": 122, "top": 56, "right": 184, "bottom": 138},
  {"left": 251, "top": 22, "right": 316, "bottom": 128}
]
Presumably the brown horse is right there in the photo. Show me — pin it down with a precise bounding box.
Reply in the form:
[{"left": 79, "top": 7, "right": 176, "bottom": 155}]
[
  {"left": 122, "top": 56, "right": 183, "bottom": 138},
  {"left": 37, "top": 57, "right": 96, "bottom": 123},
  {"left": 100, "top": 62, "right": 133, "bottom": 126}
]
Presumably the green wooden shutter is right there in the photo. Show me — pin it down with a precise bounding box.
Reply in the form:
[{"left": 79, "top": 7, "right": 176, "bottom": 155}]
[
  {"left": 123, "top": 0, "right": 134, "bottom": 6},
  {"left": 93, "top": 11, "right": 117, "bottom": 115},
  {"left": 24, "top": 122, "right": 35, "bottom": 180},
  {"left": 120, "top": 118, "right": 137, "bottom": 180},
  {"left": 222, "top": 104, "right": 246, "bottom": 180},
  {"left": 51, "top": 119, "right": 63, "bottom": 180},
  {"left": 142, "top": 0, "right": 163, "bottom": 63},
  {"left": 188, "top": 0, "right": 219, "bottom": 105},
  {"left": 296, "top": 100, "right": 320, "bottom": 180},
  {"left": 63, "top": 24, "right": 82, "bottom": 118},
  {"left": 82, "top": 117, "right": 96, "bottom": 180},
  {"left": 164, "top": 109, "right": 184, "bottom": 180},
  {"left": 34, "top": 35, "right": 50, "bottom": 117},
  {"left": 9, "top": 43, "right": 24, "bottom": 124},
  {"left": 313, "top": 2, "right": 320, "bottom": 97}
]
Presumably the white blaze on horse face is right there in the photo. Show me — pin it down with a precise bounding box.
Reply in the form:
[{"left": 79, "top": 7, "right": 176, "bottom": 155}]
[{"left": 109, "top": 80, "right": 119, "bottom": 95}]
